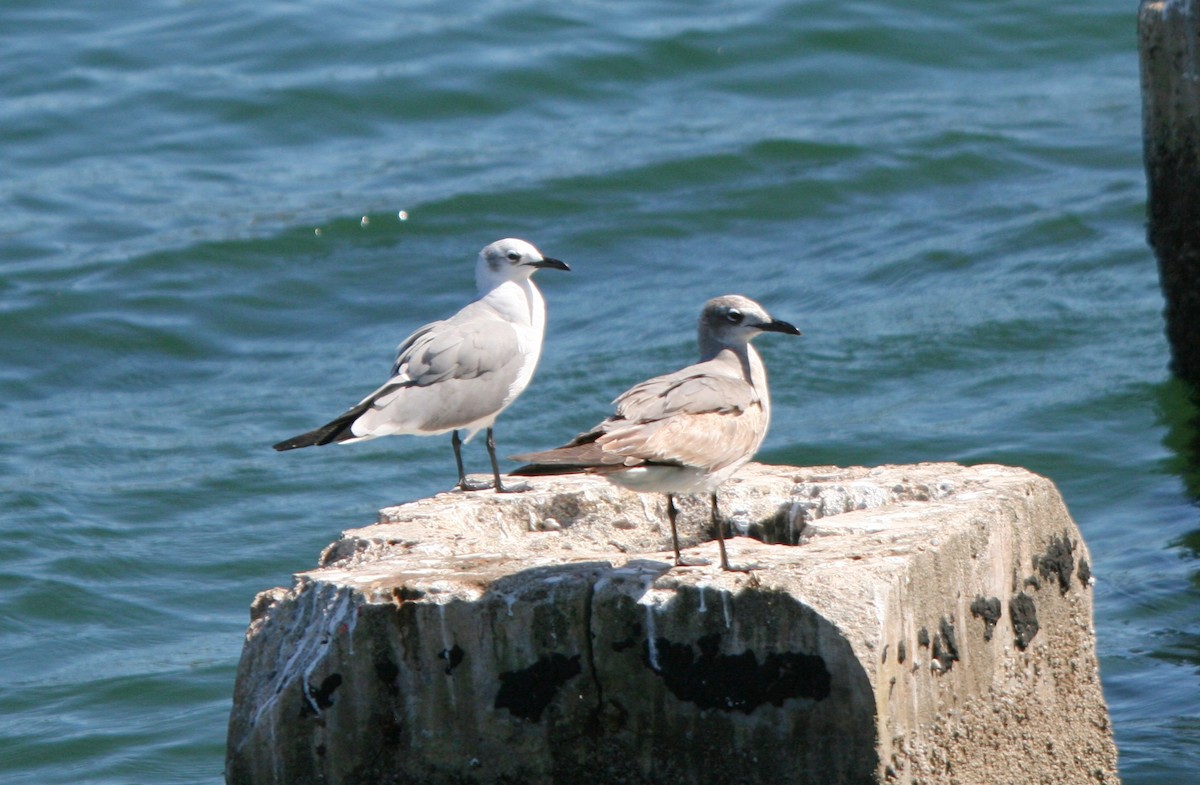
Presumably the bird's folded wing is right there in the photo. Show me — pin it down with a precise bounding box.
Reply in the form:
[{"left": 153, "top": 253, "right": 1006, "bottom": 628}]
[
  {"left": 596, "top": 406, "right": 766, "bottom": 472},
  {"left": 391, "top": 306, "right": 524, "bottom": 387},
  {"left": 515, "top": 360, "right": 765, "bottom": 473},
  {"left": 613, "top": 367, "right": 759, "bottom": 421},
  {"left": 391, "top": 321, "right": 441, "bottom": 376},
  {"left": 340, "top": 311, "right": 526, "bottom": 434},
  {"left": 511, "top": 396, "right": 764, "bottom": 474},
  {"left": 581, "top": 365, "right": 764, "bottom": 470}
]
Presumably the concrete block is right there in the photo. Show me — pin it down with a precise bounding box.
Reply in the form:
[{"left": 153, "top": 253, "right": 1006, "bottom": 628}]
[{"left": 225, "top": 463, "right": 1118, "bottom": 784}]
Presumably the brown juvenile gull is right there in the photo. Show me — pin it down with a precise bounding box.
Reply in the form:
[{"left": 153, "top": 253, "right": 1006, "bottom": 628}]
[
  {"left": 511, "top": 294, "right": 799, "bottom": 570},
  {"left": 273, "top": 238, "right": 570, "bottom": 493}
]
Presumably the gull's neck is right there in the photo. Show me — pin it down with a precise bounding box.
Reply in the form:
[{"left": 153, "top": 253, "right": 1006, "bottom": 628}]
[
  {"left": 705, "top": 342, "right": 763, "bottom": 379},
  {"left": 478, "top": 276, "right": 543, "bottom": 329},
  {"left": 697, "top": 329, "right": 725, "bottom": 364},
  {"left": 706, "top": 343, "right": 770, "bottom": 413}
]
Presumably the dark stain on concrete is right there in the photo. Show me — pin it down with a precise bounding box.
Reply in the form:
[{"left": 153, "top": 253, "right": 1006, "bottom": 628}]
[
  {"left": 307, "top": 672, "right": 342, "bottom": 712},
  {"left": 374, "top": 656, "right": 399, "bottom": 688},
  {"left": 1077, "top": 557, "right": 1092, "bottom": 588},
  {"left": 611, "top": 620, "right": 643, "bottom": 653},
  {"left": 373, "top": 709, "right": 403, "bottom": 746},
  {"left": 1010, "top": 592, "right": 1040, "bottom": 650},
  {"left": 1035, "top": 533, "right": 1076, "bottom": 595},
  {"left": 970, "top": 596, "right": 1002, "bottom": 641},
  {"left": 744, "top": 506, "right": 808, "bottom": 545},
  {"left": 645, "top": 633, "right": 830, "bottom": 713},
  {"left": 390, "top": 585, "right": 425, "bottom": 603},
  {"left": 438, "top": 644, "right": 464, "bottom": 675},
  {"left": 932, "top": 617, "right": 959, "bottom": 673},
  {"left": 495, "top": 653, "right": 582, "bottom": 722}
]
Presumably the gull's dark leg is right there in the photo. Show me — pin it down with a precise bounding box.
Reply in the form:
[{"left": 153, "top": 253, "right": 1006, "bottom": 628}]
[
  {"left": 452, "top": 430, "right": 469, "bottom": 488},
  {"left": 453, "top": 430, "right": 492, "bottom": 492},
  {"left": 669, "top": 494, "right": 683, "bottom": 564},
  {"left": 712, "top": 492, "right": 753, "bottom": 573},
  {"left": 668, "top": 494, "right": 705, "bottom": 567},
  {"left": 712, "top": 492, "right": 731, "bottom": 570},
  {"left": 487, "top": 427, "right": 530, "bottom": 493}
]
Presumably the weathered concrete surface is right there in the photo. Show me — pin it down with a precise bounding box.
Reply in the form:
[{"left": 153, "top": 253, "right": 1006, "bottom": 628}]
[
  {"left": 226, "top": 463, "right": 1118, "bottom": 785},
  {"left": 1139, "top": 0, "right": 1200, "bottom": 381}
]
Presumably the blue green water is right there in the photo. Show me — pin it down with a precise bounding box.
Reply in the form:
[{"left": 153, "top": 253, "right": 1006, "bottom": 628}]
[{"left": 1, "top": 1, "right": 1196, "bottom": 782}]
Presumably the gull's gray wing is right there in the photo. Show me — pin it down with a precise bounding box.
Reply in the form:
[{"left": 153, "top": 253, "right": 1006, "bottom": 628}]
[
  {"left": 350, "top": 302, "right": 526, "bottom": 434},
  {"left": 611, "top": 361, "right": 759, "bottom": 422},
  {"left": 513, "top": 357, "right": 766, "bottom": 473},
  {"left": 597, "top": 365, "right": 767, "bottom": 471},
  {"left": 391, "top": 299, "right": 514, "bottom": 381},
  {"left": 274, "top": 301, "right": 527, "bottom": 448}
]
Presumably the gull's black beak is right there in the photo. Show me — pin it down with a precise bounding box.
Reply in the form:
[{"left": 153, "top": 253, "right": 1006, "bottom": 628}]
[
  {"left": 759, "top": 318, "right": 801, "bottom": 336},
  {"left": 529, "top": 256, "right": 570, "bottom": 271}
]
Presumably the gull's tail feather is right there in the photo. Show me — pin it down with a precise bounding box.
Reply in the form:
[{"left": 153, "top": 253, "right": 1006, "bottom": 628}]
[
  {"left": 273, "top": 402, "right": 371, "bottom": 451},
  {"left": 509, "top": 437, "right": 632, "bottom": 477},
  {"left": 508, "top": 461, "right": 589, "bottom": 477}
]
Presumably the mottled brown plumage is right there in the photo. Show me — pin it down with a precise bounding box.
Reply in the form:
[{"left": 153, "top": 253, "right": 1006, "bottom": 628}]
[{"left": 513, "top": 295, "right": 799, "bottom": 570}]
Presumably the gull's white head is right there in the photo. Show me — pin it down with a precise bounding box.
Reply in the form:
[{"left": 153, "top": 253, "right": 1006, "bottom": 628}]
[
  {"left": 698, "top": 294, "right": 801, "bottom": 359},
  {"left": 475, "top": 238, "right": 570, "bottom": 292}
]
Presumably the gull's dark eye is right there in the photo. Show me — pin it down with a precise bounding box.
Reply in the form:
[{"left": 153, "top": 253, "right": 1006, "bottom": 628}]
[
  {"left": 724, "top": 308, "right": 743, "bottom": 324},
  {"left": 506, "top": 251, "right": 521, "bottom": 262}
]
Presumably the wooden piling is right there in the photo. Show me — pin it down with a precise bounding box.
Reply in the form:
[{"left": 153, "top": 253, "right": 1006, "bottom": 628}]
[{"left": 1139, "top": 0, "right": 1200, "bottom": 381}]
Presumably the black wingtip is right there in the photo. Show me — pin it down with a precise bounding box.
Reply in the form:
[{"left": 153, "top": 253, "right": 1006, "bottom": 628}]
[
  {"left": 271, "top": 390, "right": 390, "bottom": 452},
  {"left": 271, "top": 417, "right": 356, "bottom": 451},
  {"left": 509, "top": 462, "right": 584, "bottom": 477},
  {"left": 273, "top": 436, "right": 312, "bottom": 451}
]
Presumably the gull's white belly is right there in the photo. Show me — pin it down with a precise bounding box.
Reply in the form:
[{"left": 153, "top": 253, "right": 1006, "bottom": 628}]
[{"left": 603, "top": 463, "right": 742, "bottom": 496}]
